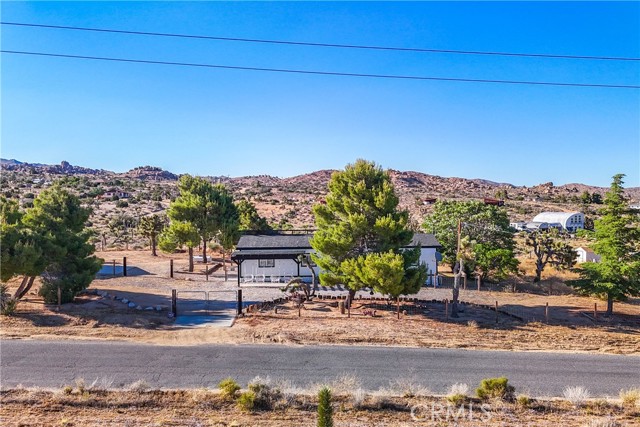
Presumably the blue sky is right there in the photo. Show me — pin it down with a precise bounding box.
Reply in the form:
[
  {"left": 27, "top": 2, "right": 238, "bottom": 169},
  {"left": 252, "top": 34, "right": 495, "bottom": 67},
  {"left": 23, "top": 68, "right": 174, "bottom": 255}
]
[{"left": 2, "top": 1, "right": 639, "bottom": 187}]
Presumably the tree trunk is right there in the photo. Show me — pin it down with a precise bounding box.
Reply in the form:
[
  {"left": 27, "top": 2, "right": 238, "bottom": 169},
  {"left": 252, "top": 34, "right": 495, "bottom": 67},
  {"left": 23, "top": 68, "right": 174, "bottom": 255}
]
[
  {"left": 188, "top": 247, "right": 194, "bottom": 273},
  {"left": 397, "top": 297, "right": 400, "bottom": 319},
  {"left": 346, "top": 289, "right": 356, "bottom": 310},
  {"left": 534, "top": 263, "right": 542, "bottom": 282},
  {"left": 13, "top": 276, "right": 36, "bottom": 300},
  {"left": 151, "top": 237, "right": 157, "bottom": 257},
  {"left": 451, "top": 260, "right": 463, "bottom": 318},
  {"left": 202, "top": 240, "right": 207, "bottom": 264},
  {"left": 606, "top": 295, "right": 614, "bottom": 316},
  {"left": 309, "top": 264, "right": 318, "bottom": 296}
]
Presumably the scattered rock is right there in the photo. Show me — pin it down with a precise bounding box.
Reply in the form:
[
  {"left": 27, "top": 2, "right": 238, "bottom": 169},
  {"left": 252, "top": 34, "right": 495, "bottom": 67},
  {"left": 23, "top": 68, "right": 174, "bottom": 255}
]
[
  {"left": 144, "top": 306, "right": 154, "bottom": 311},
  {"left": 135, "top": 305, "right": 142, "bottom": 310},
  {"left": 167, "top": 312, "right": 174, "bottom": 318},
  {"left": 122, "top": 299, "right": 129, "bottom": 304},
  {"left": 127, "top": 302, "right": 136, "bottom": 308},
  {"left": 155, "top": 306, "right": 163, "bottom": 311}
]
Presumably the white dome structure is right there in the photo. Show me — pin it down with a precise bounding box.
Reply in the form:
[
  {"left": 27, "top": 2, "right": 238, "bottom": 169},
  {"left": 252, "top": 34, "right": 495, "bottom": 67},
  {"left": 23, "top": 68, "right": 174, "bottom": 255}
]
[{"left": 532, "top": 212, "right": 584, "bottom": 232}]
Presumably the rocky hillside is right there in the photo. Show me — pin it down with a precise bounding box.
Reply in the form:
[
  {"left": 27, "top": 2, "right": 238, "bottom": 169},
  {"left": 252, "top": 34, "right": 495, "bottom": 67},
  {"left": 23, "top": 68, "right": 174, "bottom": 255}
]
[{"left": 2, "top": 159, "right": 638, "bottom": 248}]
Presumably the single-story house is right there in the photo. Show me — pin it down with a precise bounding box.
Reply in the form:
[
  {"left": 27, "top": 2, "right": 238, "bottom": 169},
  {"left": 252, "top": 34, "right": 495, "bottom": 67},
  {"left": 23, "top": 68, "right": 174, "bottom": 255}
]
[
  {"left": 575, "top": 247, "right": 601, "bottom": 263},
  {"left": 532, "top": 212, "right": 584, "bottom": 232},
  {"left": 231, "top": 232, "right": 442, "bottom": 286}
]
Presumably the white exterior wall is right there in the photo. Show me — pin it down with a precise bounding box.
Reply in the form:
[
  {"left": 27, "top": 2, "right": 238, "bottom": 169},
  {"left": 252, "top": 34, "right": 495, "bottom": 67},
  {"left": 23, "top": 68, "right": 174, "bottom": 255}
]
[
  {"left": 241, "top": 259, "right": 300, "bottom": 278},
  {"left": 239, "top": 248, "right": 438, "bottom": 281},
  {"left": 576, "top": 248, "right": 601, "bottom": 263},
  {"left": 417, "top": 247, "right": 438, "bottom": 275}
]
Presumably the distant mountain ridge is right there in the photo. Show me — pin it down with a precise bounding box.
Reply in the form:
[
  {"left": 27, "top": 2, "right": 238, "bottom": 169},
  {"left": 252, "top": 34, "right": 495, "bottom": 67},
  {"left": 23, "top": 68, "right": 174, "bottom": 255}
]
[{"left": 2, "top": 158, "right": 638, "bottom": 203}]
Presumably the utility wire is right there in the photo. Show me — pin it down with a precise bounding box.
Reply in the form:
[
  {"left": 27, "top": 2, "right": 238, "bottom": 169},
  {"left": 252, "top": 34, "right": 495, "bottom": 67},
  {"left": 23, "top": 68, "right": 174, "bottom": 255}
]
[
  {"left": 2, "top": 21, "right": 639, "bottom": 62},
  {"left": 3, "top": 50, "right": 638, "bottom": 89}
]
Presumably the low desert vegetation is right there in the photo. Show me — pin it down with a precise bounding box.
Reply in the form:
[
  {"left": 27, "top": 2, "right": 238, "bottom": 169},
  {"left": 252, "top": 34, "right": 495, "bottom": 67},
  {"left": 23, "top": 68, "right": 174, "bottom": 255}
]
[
  {"left": 476, "top": 377, "right": 516, "bottom": 401},
  {"left": 2, "top": 376, "right": 638, "bottom": 427}
]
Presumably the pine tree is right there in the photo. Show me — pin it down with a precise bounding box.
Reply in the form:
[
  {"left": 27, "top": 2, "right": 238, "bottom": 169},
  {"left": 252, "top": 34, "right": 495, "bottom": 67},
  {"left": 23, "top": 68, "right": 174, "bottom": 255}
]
[
  {"left": 159, "top": 221, "right": 200, "bottom": 272},
  {"left": 237, "top": 200, "right": 271, "bottom": 231},
  {"left": 310, "top": 160, "right": 426, "bottom": 306},
  {"left": 21, "top": 187, "right": 102, "bottom": 304},
  {"left": 568, "top": 174, "right": 640, "bottom": 315},
  {"left": 317, "top": 387, "right": 333, "bottom": 427},
  {"left": 168, "top": 175, "right": 237, "bottom": 262}
]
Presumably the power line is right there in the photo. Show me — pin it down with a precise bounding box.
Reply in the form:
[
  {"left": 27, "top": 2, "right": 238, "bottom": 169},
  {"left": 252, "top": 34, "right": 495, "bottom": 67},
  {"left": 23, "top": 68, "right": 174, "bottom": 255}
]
[
  {"left": 3, "top": 50, "right": 638, "bottom": 89},
  {"left": 3, "top": 21, "right": 639, "bottom": 62}
]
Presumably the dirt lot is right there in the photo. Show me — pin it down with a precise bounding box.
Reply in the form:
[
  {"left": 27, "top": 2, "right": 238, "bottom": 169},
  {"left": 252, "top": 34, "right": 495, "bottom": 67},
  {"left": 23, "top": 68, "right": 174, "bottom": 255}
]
[
  {"left": 1, "top": 250, "right": 639, "bottom": 355},
  {"left": 1, "top": 388, "right": 638, "bottom": 427}
]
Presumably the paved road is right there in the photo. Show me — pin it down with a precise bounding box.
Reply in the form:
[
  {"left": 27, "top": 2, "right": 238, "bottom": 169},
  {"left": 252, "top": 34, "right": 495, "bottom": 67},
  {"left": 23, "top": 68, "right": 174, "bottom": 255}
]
[{"left": 1, "top": 340, "right": 638, "bottom": 397}]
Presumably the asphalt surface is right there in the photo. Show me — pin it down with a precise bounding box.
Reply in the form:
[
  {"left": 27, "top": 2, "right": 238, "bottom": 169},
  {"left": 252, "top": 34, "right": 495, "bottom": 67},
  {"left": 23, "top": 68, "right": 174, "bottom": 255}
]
[{"left": 1, "top": 340, "right": 638, "bottom": 397}]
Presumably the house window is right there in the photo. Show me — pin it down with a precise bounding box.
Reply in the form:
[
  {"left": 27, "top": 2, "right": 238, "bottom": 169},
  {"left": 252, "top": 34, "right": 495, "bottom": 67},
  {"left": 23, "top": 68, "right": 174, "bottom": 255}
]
[{"left": 258, "top": 259, "right": 275, "bottom": 268}]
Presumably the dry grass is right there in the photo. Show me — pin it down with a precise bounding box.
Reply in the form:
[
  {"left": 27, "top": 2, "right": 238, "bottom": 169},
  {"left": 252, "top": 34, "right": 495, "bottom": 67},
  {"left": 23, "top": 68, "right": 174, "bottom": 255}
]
[{"left": 1, "top": 387, "right": 638, "bottom": 427}]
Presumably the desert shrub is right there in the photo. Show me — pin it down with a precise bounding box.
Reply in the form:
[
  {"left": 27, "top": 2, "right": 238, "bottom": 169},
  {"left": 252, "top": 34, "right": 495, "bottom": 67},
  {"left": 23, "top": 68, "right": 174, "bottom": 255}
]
[
  {"left": 62, "top": 385, "right": 73, "bottom": 395},
  {"left": 237, "top": 391, "right": 256, "bottom": 412},
  {"left": 330, "top": 373, "right": 362, "bottom": 397},
  {"left": 116, "top": 200, "right": 128, "bottom": 208},
  {"left": 351, "top": 388, "right": 366, "bottom": 409},
  {"left": 127, "top": 379, "right": 151, "bottom": 394},
  {"left": 0, "top": 284, "right": 17, "bottom": 315},
  {"left": 218, "top": 377, "right": 240, "bottom": 400},
  {"left": 248, "top": 376, "right": 281, "bottom": 409},
  {"left": 619, "top": 388, "right": 640, "bottom": 408},
  {"left": 75, "top": 378, "right": 86, "bottom": 394},
  {"left": 388, "top": 378, "right": 430, "bottom": 398},
  {"left": 476, "top": 377, "right": 515, "bottom": 401},
  {"left": 317, "top": 387, "right": 334, "bottom": 427},
  {"left": 563, "top": 386, "right": 590, "bottom": 406},
  {"left": 447, "top": 383, "right": 469, "bottom": 405},
  {"left": 516, "top": 394, "right": 532, "bottom": 408}
]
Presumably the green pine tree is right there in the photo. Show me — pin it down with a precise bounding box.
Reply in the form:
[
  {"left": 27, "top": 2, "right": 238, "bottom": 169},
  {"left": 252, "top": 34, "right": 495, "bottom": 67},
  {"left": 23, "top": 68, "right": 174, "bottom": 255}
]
[
  {"left": 568, "top": 174, "right": 640, "bottom": 315},
  {"left": 310, "top": 160, "right": 426, "bottom": 306},
  {"left": 317, "top": 387, "right": 333, "bottom": 427},
  {"left": 21, "top": 187, "right": 102, "bottom": 304}
]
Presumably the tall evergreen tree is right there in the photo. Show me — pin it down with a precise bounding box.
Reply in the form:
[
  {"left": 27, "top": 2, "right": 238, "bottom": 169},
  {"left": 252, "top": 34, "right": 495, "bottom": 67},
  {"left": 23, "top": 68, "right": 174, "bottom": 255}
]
[
  {"left": 237, "top": 200, "right": 271, "bottom": 231},
  {"left": 0, "top": 197, "right": 44, "bottom": 300},
  {"left": 168, "top": 175, "right": 237, "bottom": 261},
  {"left": 21, "top": 187, "right": 102, "bottom": 304},
  {"left": 310, "top": 160, "right": 426, "bottom": 305},
  {"left": 569, "top": 174, "right": 640, "bottom": 315}
]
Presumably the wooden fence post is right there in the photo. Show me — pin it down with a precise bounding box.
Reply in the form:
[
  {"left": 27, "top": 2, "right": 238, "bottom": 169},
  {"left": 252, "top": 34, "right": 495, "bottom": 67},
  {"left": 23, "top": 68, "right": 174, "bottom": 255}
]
[
  {"left": 433, "top": 274, "right": 437, "bottom": 289},
  {"left": 495, "top": 301, "right": 499, "bottom": 323},
  {"left": 445, "top": 299, "right": 449, "bottom": 320},
  {"left": 123, "top": 257, "right": 127, "bottom": 277},
  {"left": 170, "top": 259, "right": 174, "bottom": 278},
  {"left": 463, "top": 276, "right": 467, "bottom": 290},
  {"left": 545, "top": 302, "right": 549, "bottom": 323},
  {"left": 594, "top": 303, "right": 598, "bottom": 320},
  {"left": 477, "top": 276, "right": 481, "bottom": 291},
  {"left": 57, "top": 286, "right": 61, "bottom": 311},
  {"left": 237, "top": 289, "right": 242, "bottom": 316},
  {"left": 112, "top": 260, "right": 116, "bottom": 277},
  {"left": 171, "top": 289, "right": 177, "bottom": 317}
]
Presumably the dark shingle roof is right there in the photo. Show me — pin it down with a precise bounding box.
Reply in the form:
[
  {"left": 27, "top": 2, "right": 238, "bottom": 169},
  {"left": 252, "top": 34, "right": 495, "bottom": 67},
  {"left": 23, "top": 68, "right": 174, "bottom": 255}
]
[
  {"left": 235, "top": 232, "right": 440, "bottom": 250},
  {"left": 236, "top": 234, "right": 313, "bottom": 250},
  {"left": 408, "top": 233, "right": 441, "bottom": 248}
]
